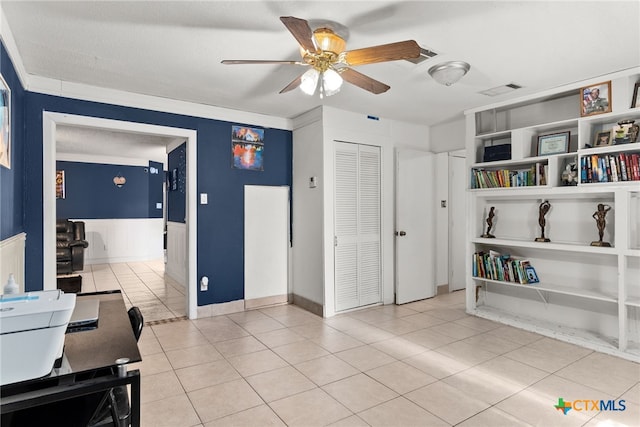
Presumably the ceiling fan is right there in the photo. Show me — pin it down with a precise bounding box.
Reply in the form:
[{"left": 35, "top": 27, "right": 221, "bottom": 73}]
[{"left": 221, "top": 16, "right": 421, "bottom": 97}]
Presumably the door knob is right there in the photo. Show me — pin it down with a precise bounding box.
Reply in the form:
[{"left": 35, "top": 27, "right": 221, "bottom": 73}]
[{"left": 395, "top": 231, "right": 407, "bottom": 236}]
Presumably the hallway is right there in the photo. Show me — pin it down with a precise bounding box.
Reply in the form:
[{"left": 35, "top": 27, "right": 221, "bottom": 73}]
[{"left": 78, "top": 260, "right": 187, "bottom": 324}]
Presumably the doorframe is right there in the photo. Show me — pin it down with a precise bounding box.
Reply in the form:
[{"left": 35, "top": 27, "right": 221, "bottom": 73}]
[
  {"left": 43, "top": 112, "right": 198, "bottom": 319},
  {"left": 448, "top": 149, "right": 466, "bottom": 292}
]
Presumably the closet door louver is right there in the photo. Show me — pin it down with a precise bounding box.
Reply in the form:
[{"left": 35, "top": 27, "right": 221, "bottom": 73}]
[{"left": 334, "top": 142, "right": 381, "bottom": 311}]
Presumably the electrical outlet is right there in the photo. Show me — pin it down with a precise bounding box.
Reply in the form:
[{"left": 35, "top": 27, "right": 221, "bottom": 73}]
[{"left": 200, "top": 276, "right": 209, "bottom": 291}]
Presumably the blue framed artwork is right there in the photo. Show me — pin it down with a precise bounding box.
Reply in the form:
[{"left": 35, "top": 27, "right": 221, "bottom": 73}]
[{"left": 232, "top": 125, "right": 264, "bottom": 171}]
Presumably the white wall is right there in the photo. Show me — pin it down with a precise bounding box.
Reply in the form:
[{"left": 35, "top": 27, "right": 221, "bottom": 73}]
[
  {"left": 292, "top": 106, "right": 434, "bottom": 316},
  {"left": 292, "top": 109, "right": 325, "bottom": 306},
  {"left": 429, "top": 116, "right": 466, "bottom": 153}
]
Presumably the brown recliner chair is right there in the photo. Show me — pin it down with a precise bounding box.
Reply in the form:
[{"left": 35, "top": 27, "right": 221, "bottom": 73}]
[{"left": 56, "top": 220, "right": 89, "bottom": 275}]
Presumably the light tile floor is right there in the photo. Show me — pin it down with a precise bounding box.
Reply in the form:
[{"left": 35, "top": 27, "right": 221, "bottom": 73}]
[
  {"left": 130, "top": 290, "right": 640, "bottom": 426},
  {"left": 78, "top": 260, "right": 187, "bottom": 323}
]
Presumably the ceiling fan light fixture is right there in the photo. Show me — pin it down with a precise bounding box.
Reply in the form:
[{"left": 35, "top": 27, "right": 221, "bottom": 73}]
[
  {"left": 428, "top": 61, "right": 470, "bottom": 86},
  {"left": 322, "top": 68, "right": 343, "bottom": 96},
  {"left": 313, "top": 28, "right": 346, "bottom": 54},
  {"left": 300, "top": 68, "right": 319, "bottom": 95}
]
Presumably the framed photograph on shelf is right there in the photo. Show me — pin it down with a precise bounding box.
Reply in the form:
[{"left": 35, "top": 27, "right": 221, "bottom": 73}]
[
  {"left": 0, "top": 73, "right": 10, "bottom": 169},
  {"left": 632, "top": 82, "right": 640, "bottom": 109},
  {"left": 593, "top": 130, "right": 613, "bottom": 147},
  {"left": 537, "top": 131, "right": 570, "bottom": 156},
  {"left": 580, "top": 81, "right": 612, "bottom": 117}
]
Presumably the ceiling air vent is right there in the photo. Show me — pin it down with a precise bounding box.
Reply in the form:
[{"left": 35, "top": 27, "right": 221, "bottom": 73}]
[
  {"left": 479, "top": 83, "right": 522, "bottom": 97},
  {"left": 405, "top": 47, "right": 438, "bottom": 64}
]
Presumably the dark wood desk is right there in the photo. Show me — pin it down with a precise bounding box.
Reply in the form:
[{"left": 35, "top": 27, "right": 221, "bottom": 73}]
[{"left": 0, "top": 290, "right": 142, "bottom": 426}]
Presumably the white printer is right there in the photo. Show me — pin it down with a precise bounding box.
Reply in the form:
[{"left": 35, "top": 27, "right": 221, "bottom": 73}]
[{"left": 0, "top": 290, "right": 76, "bottom": 385}]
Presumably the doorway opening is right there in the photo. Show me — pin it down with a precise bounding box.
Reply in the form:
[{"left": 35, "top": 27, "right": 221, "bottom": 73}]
[{"left": 43, "top": 112, "right": 198, "bottom": 319}]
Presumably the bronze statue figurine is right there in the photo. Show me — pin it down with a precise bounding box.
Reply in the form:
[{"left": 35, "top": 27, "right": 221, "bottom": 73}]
[
  {"left": 481, "top": 206, "right": 496, "bottom": 238},
  {"left": 535, "top": 200, "right": 551, "bottom": 242},
  {"left": 591, "top": 203, "right": 612, "bottom": 247}
]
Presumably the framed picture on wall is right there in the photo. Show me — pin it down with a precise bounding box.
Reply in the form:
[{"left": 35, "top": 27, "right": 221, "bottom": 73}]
[
  {"left": 0, "top": 73, "right": 10, "bottom": 169},
  {"left": 56, "top": 170, "right": 65, "bottom": 199},
  {"left": 231, "top": 125, "right": 264, "bottom": 171}
]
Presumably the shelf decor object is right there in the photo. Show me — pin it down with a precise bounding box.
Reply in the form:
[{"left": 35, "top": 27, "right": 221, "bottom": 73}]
[
  {"left": 580, "top": 81, "right": 612, "bottom": 117},
  {"left": 480, "top": 206, "right": 496, "bottom": 238},
  {"left": 537, "top": 131, "right": 570, "bottom": 156},
  {"left": 590, "top": 203, "right": 612, "bottom": 247},
  {"left": 594, "top": 130, "right": 613, "bottom": 147},
  {"left": 613, "top": 119, "right": 639, "bottom": 144},
  {"left": 534, "top": 200, "right": 551, "bottom": 242},
  {"left": 631, "top": 82, "right": 640, "bottom": 108}
]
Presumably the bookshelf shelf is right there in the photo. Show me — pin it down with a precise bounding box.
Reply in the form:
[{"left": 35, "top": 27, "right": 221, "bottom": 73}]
[
  {"left": 473, "top": 277, "right": 617, "bottom": 303},
  {"left": 466, "top": 68, "right": 640, "bottom": 362},
  {"left": 471, "top": 237, "right": 618, "bottom": 254},
  {"left": 470, "top": 306, "right": 633, "bottom": 361},
  {"left": 625, "top": 297, "right": 640, "bottom": 308}
]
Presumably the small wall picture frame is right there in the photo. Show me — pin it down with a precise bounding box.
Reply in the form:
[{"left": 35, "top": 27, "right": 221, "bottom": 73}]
[
  {"left": 632, "top": 82, "right": 640, "bottom": 109},
  {"left": 580, "top": 81, "right": 612, "bottom": 117},
  {"left": 56, "top": 170, "right": 65, "bottom": 199},
  {"left": 537, "top": 131, "right": 570, "bottom": 156},
  {"left": 593, "top": 130, "right": 613, "bottom": 147}
]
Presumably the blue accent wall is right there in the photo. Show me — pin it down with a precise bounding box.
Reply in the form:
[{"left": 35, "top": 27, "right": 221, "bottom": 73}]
[
  {"left": 56, "top": 161, "right": 162, "bottom": 219},
  {"left": 21, "top": 87, "right": 292, "bottom": 303},
  {"left": 0, "top": 41, "right": 25, "bottom": 241},
  {"left": 167, "top": 143, "right": 186, "bottom": 223}
]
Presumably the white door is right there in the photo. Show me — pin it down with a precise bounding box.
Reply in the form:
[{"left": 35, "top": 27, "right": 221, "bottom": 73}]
[
  {"left": 334, "top": 142, "right": 381, "bottom": 312},
  {"left": 449, "top": 153, "right": 467, "bottom": 291},
  {"left": 244, "top": 185, "right": 289, "bottom": 305},
  {"left": 395, "top": 149, "right": 436, "bottom": 304}
]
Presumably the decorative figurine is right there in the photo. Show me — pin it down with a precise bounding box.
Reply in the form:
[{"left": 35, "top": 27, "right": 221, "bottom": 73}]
[
  {"left": 591, "top": 203, "right": 612, "bottom": 247},
  {"left": 481, "top": 206, "right": 496, "bottom": 238},
  {"left": 613, "top": 119, "right": 639, "bottom": 144},
  {"left": 535, "top": 200, "right": 551, "bottom": 242}
]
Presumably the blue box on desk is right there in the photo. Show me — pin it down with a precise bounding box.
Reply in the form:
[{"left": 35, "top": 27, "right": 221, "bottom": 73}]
[{"left": 483, "top": 144, "right": 511, "bottom": 162}]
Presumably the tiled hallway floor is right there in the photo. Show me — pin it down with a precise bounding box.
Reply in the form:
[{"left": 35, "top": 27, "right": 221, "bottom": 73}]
[
  {"left": 78, "top": 260, "right": 187, "bottom": 323},
  {"left": 132, "top": 290, "right": 640, "bottom": 426}
]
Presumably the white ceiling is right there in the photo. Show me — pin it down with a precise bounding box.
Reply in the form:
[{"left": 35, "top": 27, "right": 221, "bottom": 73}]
[
  {"left": 56, "top": 125, "right": 177, "bottom": 164},
  {"left": 2, "top": 1, "right": 640, "bottom": 130}
]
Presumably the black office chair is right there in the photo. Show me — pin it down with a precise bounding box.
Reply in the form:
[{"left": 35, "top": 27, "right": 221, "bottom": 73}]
[{"left": 89, "top": 307, "right": 144, "bottom": 427}]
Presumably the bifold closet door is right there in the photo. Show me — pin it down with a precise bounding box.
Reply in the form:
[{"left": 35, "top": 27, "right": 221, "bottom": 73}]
[{"left": 334, "top": 142, "right": 381, "bottom": 312}]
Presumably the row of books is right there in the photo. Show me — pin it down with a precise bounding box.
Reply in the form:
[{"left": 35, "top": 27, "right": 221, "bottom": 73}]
[
  {"left": 581, "top": 152, "right": 640, "bottom": 183},
  {"left": 472, "top": 250, "right": 540, "bottom": 284},
  {"left": 472, "top": 163, "right": 547, "bottom": 189}
]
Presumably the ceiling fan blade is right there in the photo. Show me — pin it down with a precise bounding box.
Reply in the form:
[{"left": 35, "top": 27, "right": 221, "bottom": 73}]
[
  {"left": 280, "top": 16, "right": 316, "bottom": 53},
  {"left": 340, "top": 68, "right": 390, "bottom": 94},
  {"left": 221, "top": 60, "right": 305, "bottom": 65},
  {"left": 343, "top": 40, "right": 420, "bottom": 66},
  {"left": 279, "top": 73, "right": 304, "bottom": 94}
]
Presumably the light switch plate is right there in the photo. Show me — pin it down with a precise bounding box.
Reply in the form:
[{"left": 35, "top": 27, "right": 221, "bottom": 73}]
[{"left": 200, "top": 193, "right": 208, "bottom": 204}]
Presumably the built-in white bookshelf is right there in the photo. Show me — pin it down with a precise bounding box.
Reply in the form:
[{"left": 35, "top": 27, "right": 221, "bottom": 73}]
[{"left": 465, "top": 68, "right": 640, "bottom": 362}]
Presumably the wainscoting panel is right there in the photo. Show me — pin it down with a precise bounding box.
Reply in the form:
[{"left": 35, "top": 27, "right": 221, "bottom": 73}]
[
  {"left": 0, "top": 233, "right": 26, "bottom": 293},
  {"left": 166, "top": 221, "right": 187, "bottom": 287},
  {"left": 81, "top": 219, "right": 164, "bottom": 265}
]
